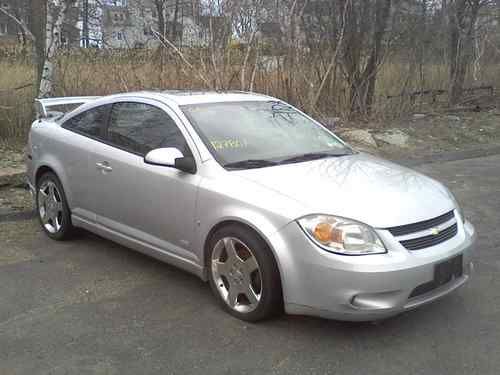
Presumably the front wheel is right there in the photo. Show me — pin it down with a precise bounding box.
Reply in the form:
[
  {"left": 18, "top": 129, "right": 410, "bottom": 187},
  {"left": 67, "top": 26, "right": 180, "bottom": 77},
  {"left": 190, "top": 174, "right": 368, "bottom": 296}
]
[
  {"left": 36, "top": 172, "right": 74, "bottom": 241},
  {"left": 207, "top": 225, "right": 283, "bottom": 322}
]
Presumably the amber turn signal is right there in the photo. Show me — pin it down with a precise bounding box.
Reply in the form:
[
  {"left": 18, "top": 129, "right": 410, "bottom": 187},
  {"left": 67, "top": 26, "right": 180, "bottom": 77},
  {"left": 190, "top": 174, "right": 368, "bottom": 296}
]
[{"left": 313, "top": 222, "right": 333, "bottom": 244}]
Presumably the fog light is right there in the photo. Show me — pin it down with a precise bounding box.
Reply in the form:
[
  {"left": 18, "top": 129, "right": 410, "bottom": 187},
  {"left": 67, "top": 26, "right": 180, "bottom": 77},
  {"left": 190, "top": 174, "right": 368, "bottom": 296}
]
[{"left": 351, "top": 291, "right": 405, "bottom": 310}]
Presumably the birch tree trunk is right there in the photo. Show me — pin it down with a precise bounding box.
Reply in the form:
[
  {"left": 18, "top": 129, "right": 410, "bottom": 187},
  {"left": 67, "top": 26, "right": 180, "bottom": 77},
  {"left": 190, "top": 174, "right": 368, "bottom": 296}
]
[{"left": 39, "top": 1, "right": 72, "bottom": 98}]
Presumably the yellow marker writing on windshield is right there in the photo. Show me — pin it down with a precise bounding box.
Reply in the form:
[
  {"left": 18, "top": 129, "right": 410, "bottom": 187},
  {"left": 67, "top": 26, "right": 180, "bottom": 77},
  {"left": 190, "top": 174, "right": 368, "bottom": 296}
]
[{"left": 211, "top": 139, "right": 248, "bottom": 151}]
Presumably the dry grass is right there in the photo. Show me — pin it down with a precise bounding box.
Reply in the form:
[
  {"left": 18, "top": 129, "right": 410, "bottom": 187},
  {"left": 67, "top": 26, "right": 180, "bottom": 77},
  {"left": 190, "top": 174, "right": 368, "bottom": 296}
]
[
  {"left": 0, "top": 50, "right": 498, "bottom": 141},
  {"left": 0, "top": 61, "right": 35, "bottom": 140},
  {"left": 374, "top": 61, "right": 499, "bottom": 118}
]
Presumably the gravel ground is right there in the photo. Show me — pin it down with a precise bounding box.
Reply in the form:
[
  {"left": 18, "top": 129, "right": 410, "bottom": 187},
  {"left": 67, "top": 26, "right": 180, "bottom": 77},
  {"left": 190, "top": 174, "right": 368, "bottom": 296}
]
[
  {"left": 0, "top": 154, "right": 499, "bottom": 375},
  {"left": 0, "top": 187, "right": 32, "bottom": 212}
]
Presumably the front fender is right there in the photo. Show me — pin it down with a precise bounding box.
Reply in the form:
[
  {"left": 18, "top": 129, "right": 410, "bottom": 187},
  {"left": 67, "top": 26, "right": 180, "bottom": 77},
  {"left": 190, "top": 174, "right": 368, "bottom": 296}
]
[
  {"left": 193, "top": 170, "right": 306, "bottom": 281},
  {"left": 195, "top": 199, "right": 294, "bottom": 283}
]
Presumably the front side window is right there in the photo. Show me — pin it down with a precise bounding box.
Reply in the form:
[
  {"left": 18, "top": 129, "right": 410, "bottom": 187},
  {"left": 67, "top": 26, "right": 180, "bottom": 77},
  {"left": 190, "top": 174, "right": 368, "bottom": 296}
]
[
  {"left": 181, "top": 101, "right": 351, "bottom": 169},
  {"left": 107, "top": 102, "right": 191, "bottom": 156},
  {"left": 62, "top": 105, "right": 109, "bottom": 138}
]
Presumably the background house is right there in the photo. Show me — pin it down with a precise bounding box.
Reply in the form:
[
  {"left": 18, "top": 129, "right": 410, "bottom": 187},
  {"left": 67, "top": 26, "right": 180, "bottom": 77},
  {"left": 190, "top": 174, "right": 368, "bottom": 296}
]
[{"left": 100, "top": 0, "right": 205, "bottom": 49}]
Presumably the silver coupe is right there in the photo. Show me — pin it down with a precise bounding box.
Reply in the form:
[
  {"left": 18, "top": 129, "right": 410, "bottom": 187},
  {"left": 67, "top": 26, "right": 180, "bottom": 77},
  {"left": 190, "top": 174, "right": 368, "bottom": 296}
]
[{"left": 26, "top": 91, "right": 476, "bottom": 322}]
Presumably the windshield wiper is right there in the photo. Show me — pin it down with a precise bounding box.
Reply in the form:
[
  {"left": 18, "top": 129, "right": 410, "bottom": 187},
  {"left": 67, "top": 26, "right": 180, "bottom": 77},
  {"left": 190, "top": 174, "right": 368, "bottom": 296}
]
[
  {"left": 278, "top": 151, "right": 351, "bottom": 165},
  {"left": 224, "top": 159, "right": 279, "bottom": 170}
]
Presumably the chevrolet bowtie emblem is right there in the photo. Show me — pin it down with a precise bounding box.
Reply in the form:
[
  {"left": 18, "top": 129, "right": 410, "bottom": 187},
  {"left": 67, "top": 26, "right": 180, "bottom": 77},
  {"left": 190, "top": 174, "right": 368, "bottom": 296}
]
[{"left": 430, "top": 228, "right": 441, "bottom": 235}]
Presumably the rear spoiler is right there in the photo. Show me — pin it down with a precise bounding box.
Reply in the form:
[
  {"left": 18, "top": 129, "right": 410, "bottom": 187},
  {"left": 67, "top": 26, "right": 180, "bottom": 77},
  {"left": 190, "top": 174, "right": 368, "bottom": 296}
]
[{"left": 35, "top": 96, "right": 101, "bottom": 119}]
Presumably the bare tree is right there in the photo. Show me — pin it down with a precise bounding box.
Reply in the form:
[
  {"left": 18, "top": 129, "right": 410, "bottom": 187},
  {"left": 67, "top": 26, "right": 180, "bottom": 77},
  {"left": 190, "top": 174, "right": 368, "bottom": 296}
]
[
  {"left": 446, "top": 0, "right": 489, "bottom": 104},
  {"left": 150, "top": 0, "right": 184, "bottom": 43},
  {"left": 0, "top": 1, "right": 34, "bottom": 44},
  {"left": 38, "top": 1, "right": 77, "bottom": 98},
  {"left": 339, "top": 0, "right": 393, "bottom": 114},
  {"left": 3, "top": 0, "right": 498, "bottom": 116}
]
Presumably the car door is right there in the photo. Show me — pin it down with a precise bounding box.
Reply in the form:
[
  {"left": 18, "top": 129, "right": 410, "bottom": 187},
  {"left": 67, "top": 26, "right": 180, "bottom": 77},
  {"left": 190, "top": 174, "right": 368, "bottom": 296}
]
[
  {"left": 89, "top": 99, "right": 201, "bottom": 263},
  {"left": 59, "top": 104, "right": 111, "bottom": 223}
]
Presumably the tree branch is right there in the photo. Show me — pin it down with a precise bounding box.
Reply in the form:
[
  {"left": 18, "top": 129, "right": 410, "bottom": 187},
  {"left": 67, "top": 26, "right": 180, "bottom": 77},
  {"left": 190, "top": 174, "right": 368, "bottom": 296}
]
[
  {"left": 151, "top": 28, "right": 212, "bottom": 88},
  {"left": 0, "top": 7, "right": 35, "bottom": 41}
]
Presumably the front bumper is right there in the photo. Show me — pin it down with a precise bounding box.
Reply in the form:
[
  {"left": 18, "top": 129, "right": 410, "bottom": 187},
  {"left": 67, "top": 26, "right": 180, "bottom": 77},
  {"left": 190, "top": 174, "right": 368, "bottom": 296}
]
[{"left": 269, "top": 215, "right": 476, "bottom": 321}]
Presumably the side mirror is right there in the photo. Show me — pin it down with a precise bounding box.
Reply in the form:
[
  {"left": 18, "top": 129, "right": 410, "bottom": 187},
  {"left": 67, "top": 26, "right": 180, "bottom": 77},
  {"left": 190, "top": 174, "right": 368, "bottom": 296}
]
[
  {"left": 174, "top": 156, "right": 197, "bottom": 174},
  {"left": 144, "top": 148, "right": 196, "bottom": 174}
]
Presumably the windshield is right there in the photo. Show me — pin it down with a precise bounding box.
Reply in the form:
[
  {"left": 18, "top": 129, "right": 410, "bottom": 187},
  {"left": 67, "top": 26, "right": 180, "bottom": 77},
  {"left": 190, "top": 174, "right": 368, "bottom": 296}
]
[{"left": 181, "top": 101, "right": 351, "bottom": 169}]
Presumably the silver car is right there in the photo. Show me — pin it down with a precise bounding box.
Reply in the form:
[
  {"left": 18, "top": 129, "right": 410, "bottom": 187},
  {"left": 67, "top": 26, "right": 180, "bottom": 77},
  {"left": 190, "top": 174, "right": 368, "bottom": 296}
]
[{"left": 27, "top": 91, "right": 476, "bottom": 322}]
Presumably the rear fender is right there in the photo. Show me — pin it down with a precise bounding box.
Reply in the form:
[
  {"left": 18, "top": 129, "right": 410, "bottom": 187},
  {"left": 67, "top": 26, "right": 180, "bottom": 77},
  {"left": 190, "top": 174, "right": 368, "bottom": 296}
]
[{"left": 33, "top": 153, "right": 73, "bottom": 208}]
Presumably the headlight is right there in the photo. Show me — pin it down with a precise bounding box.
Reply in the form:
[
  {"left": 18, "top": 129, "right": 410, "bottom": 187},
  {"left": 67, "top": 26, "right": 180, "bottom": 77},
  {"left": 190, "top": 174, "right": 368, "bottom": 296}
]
[{"left": 297, "top": 215, "right": 386, "bottom": 255}]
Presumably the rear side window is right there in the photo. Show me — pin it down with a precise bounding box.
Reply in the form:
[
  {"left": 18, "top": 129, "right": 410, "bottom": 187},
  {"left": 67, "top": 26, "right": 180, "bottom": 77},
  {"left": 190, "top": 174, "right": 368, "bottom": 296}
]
[
  {"left": 107, "top": 102, "right": 191, "bottom": 156},
  {"left": 62, "top": 105, "right": 109, "bottom": 138}
]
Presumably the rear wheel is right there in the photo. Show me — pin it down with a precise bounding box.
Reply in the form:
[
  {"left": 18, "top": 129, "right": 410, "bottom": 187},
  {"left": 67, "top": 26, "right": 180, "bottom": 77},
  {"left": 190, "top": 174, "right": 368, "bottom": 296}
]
[
  {"left": 36, "top": 172, "right": 74, "bottom": 240},
  {"left": 207, "top": 225, "right": 283, "bottom": 322}
]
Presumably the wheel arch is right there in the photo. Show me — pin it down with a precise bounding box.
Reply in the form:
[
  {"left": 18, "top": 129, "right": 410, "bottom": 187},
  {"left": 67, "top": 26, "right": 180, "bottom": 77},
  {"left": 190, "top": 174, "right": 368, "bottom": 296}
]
[
  {"left": 202, "top": 219, "right": 284, "bottom": 292},
  {"left": 34, "top": 163, "right": 76, "bottom": 240},
  {"left": 33, "top": 159, "right": 73, "bottom": 208},
  {"left": 35, "top": 165, "right": 57, "bottom": 186}
]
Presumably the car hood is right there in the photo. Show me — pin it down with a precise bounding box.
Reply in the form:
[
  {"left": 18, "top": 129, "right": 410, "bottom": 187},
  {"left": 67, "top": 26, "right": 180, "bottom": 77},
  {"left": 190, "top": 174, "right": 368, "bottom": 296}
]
[{"left": 232, "top": 153, "right": 455, "bottom": 228}]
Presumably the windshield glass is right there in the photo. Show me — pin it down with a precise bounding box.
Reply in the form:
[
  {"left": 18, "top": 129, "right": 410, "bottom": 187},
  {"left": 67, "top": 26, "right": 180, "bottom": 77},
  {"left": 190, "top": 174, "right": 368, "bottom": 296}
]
[{"left": 181, "top": 101, "right": 351, "bottom": 168}]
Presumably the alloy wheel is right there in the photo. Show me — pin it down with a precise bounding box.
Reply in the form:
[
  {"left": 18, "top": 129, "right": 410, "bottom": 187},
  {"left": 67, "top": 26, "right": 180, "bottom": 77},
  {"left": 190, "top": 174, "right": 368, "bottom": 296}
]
[
  {"left": 38, "top": 180, "right": 64, "bottom": 234},
  {"left": 211, "top": 237, "right": 262, "bottom": 313}
]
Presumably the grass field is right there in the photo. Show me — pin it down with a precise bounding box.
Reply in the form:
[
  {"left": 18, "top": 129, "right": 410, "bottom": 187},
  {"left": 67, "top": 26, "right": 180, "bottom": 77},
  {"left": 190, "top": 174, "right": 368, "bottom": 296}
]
[{"left": 0, "top": 51, "right": 498, "bottom": 141}]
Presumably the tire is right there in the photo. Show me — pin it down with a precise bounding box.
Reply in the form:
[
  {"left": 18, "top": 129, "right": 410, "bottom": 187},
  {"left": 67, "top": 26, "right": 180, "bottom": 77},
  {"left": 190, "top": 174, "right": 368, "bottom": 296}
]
[
  {"left": 207, "top": 224, "right": 283, "bottom": 322},
  {"left": 36, "top": 171, "right": 75, "bottom": 241}
]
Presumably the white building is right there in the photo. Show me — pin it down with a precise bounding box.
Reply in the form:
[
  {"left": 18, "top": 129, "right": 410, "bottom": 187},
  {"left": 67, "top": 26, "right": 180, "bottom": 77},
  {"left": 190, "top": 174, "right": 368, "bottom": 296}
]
[{"left": 100, "top": 0, "right": 204, "bottom": 49}]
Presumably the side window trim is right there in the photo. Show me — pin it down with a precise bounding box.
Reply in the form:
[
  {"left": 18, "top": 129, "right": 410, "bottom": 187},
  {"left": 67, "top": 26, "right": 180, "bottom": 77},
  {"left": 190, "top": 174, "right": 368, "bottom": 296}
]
[
  {"left": 101, "top": 103, "right": 112, "bottom": 139},
  {"left": 61, "top": 104, "right": 111, "bottom": 141},
  {"left": 150, "top": 99, "right": 203, "bottom": 162},
  {"left": 104, "top": 100, "right": 196, "bottom": 159},
  {"left": 105, "top": 101, "right": 152, "bottom": 156},
  {"left": 101, "top": 103, "right": 144, "bottom": 157}
]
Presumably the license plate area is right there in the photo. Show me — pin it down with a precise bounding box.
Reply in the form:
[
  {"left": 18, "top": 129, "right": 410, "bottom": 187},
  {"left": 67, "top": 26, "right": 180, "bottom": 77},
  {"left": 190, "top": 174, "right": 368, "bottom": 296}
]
[{"left": 434, "top": 254, "right": 463, "bottom": 287}]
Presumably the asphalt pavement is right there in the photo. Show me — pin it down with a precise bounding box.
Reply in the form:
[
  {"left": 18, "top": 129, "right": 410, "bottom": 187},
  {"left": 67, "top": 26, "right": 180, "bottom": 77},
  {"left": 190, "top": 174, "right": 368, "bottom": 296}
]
[{"left": 1, "top": 154, "right": 499, "bottom": 375}]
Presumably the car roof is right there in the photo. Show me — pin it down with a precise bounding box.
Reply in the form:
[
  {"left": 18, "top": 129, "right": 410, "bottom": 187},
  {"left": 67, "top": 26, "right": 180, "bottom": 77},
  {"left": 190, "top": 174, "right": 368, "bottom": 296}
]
[
  {"left": 61, "top": 91, "right": 279, "bottom": 122},
  {"left": 111, "top": 90, "right": 275, "bottom": 106}
]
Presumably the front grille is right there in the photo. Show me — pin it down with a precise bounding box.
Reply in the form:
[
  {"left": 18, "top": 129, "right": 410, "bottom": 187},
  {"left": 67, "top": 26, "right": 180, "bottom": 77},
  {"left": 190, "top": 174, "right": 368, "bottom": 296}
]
[
  {"left": 387, "top": 210, "right": 455, "bottom": 237},
  {"left": 387, "top": 210, "right": 458, "bottom": 251},
  {"left": 400, "top": 223, "right": 458, "bottom": 251}
]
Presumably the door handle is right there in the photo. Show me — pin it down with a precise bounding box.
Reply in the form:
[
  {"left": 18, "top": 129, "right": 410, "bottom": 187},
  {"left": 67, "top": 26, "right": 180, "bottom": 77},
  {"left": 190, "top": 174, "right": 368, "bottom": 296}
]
[{"left": 96, "top": 162, "right": 113, "bottom": 172}]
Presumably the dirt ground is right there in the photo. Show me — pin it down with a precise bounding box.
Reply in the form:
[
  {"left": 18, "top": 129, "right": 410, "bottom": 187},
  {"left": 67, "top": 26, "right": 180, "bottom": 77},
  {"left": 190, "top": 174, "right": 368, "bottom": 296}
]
[
  {"left": 336, "top": 100, "right": 500, "bottom": 159},
  {"left": 0, "top": 141, "right": 24, "bottom": 168},
  {"left": 1, "top": 154, "right": 499, "bottom": 375},
  {"left": 0, "top": 140, "right": 30, "bottom": 216},
  {"left": 0, "top": 186, "right": 32, "bottom": 214},
  {"left": 387, "top": 110, "right": 500, "bottom": 155}
]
